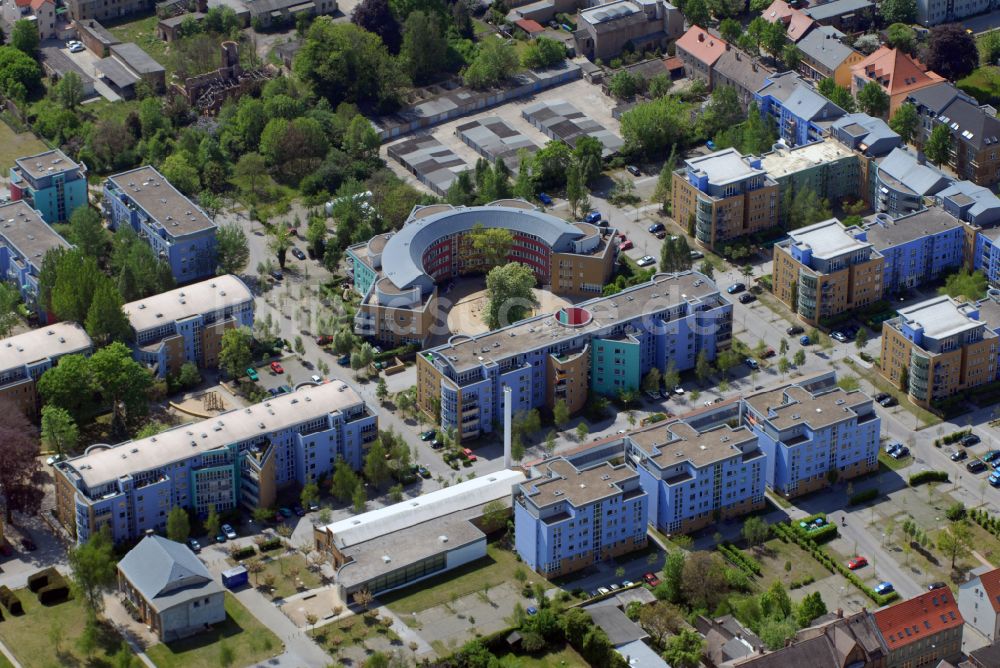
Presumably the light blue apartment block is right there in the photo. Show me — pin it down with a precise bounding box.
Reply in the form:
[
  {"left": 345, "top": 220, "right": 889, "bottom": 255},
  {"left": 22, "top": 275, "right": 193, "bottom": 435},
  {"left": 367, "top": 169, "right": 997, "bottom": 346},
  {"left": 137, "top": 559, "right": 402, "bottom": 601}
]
[
  {"left": 629, "top": 419, "right": 766, "bottom": 534},
  {"left": 0, "top": 200, "right": 73, "bottom": 322},
  {"left": 860, "top": 210, "right": 965, "bottom": 294},
  {"left": 9, "top": 150, "right": 88, "bottom": 224},
  {"left": 102, "top": 166, "right": 217, "bottom": 284},
  {"left": 742, "top": 374, "right": 880, "bottom": 498},
  {"left": 590, "top": 335, "right": 643, "bottom": 396},
  {"left": 57, "top": 382, "right": 378, "bottom": 544},
  {"left": 514, "top": 457, "right": 648, "bottom": 577},
  {"left": 756, "top": 72, "right": 845, "bottom": 147}
]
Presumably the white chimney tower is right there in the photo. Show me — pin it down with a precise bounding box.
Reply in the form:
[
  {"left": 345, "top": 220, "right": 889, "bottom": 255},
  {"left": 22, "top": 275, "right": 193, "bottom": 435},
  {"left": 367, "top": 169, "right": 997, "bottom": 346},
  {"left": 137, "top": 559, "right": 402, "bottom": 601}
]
[{"left": 503, "top": 385, "right": 513, "bottom": 468}]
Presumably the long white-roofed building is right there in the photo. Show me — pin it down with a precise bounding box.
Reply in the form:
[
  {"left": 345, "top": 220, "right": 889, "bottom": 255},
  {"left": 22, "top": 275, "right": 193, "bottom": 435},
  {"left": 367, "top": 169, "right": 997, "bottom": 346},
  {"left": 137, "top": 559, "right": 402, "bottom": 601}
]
[{"left": 0, "top": 322, "right": 92, "bottom": 415}]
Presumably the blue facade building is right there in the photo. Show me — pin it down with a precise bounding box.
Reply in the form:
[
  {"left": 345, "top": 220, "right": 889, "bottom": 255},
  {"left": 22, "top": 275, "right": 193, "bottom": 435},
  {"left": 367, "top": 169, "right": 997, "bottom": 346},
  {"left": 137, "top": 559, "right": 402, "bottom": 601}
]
[
  {"left": 743, "top": 374, "right": 880, "bottom": 498},
  {"left": 860, "top": 209, "right": 965, "bottom": 294},
  {"left": 9, "top": 150, "right": 88, "bottom": 224},
  {"left": 124, "top": 275, "right": 255, "bottom": 378},
  {"left": 103, "top": 166, "right": 217, "bottom": 284},
  {"left": 756, "top": 72, "right": 846, "bottom": 147},
  {"left": 869, "top": 148, "right": 952, "bottom": 218},
  {"left": 0, "top": 200, "right": 73, "bottom": 322},
  {"left": 0, "top": 322, "right": 92, "bottom": 416},
  {"left": 514, "top": 457, "right": 647, "bottom": 577},
  {"left": 629, "top": 419, "right": 766, "bottom": 535},
  {"left": 55, "top": 382, "right": 378, "bottom": 543}
]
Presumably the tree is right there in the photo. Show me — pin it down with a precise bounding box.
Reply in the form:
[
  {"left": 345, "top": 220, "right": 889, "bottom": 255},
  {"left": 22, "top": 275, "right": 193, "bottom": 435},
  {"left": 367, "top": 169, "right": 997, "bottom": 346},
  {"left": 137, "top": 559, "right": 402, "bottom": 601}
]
[
  {"left": 576, "top": 421, "right": 590, "bottom": 441},
  {"left": 939, "top": 268, "right": 987, "bottom": 302},
  {"left": 166, "top": 506, "right": 190, "bottom": 543},
  {"left": 375, "top": 377, "right": 389, "bottom": 405},
  {"left": 886, "top": 23, "right": 916, "bottom": 52},
  {"left": 481, "top": 499, "right": 507, "bottom": 533},
  {"left": 216, "top": 223, "right": 250, "bottom": 276},
  {"left": 879, "top": 0, "right": 916, "bottom": 23},
  {"left": 761, "top": 580, "right": 792, "bottom": 619},
  {"left": 857, "top": 81, "right": 889, "bottom": 117},
  {"left": 67, "top": 526, "right": 115, "bottom": 620},
  {"left": 464, "top": 38, "right": 519, "bottom": 89},
  {"left": 681, "top": 551, "right": 727, "bottom": 610},
  {"left": 40, "top": 405, "right": 78, "bottom": 458},
  {"left": 521, "top": 36, "right": 566, "bottom": 69},
  {"left": 777, "top": 356, "right": 790, "bottom": 377},
  {"left": 662, "top": 629, "right": 705, "bottom": 668},
  {"left": 719, "top": 18, "right": 741, "bottom": 44},
  {"left": 203, "top": 504, "right": 221, "bottom": 540},
  {"left": 364, "top": 439, "right": 390, "bottom": 489},
  {"left": 938, "top": 521, "right": 973, "bottom": 569},
  {"left": 55, "top": 70, "right": 84, "bottom": 110},
  {"left": 300, "top": 481, "right": 320, "bottom": 511},
  {"left": 742, "top": 516, "right": 769, "bottom": 550},
  {"left": 793, "top": 349, "right": 806, "bottom": 366},
  {"left": 787, "top": 187, "right": 832, "bottom": 229},
  {"left": 351, "top": 0, "right": 401, "bottom": 53},
  {"left": 660, "top": 549, "right": 685, "bottom": 604},
  {"left": 566, "top": 162, "right": 588, "bottom": 219},
  {"left": 234, "top": 152, "right": 268, "bottom": 201},
  {"left": 890, "top": 102, "right": 919, "bottom": 143},
  {"left": 980, "top": 29, "right": 1000, "bottom": 66},
  {"left": 0, "top": 283, "right": 19, "bottom": 340},
  {"left": 642, "top": 368, "right": 662, "bottom": 394},
  {"left": 400, "top": 11, "right": 447, "bottom": 84},
  {"left": 654, "top": 145, "right": 678, "bottom": 213},
  {"left": 69, "top": 207, "right": 108, "bottom": 261},
  {"left": 608, "top": 70, "right": 643, "bottom": 100},
  {"left": 332, "top": 458, "right": 361, "bottom": 502},
  {"left": 683, "top": 0, "right": 709, "bottom": 29},
  {"left": 10, "top": 19, "right": 36, "bottom": 54},
  {"left": 484, "top": 262, "right": 537, "bottom": 330},
  {"left": 553, "top": 398, "right": 570, "bottom": 428},
  {"left": 639, "top": 601, "right": 683, "bottom": 645},
  {"left": 699, "top": 85, "right": 743, "bottom": 140},
  {"left": 38, "top": 354, "right": 95, "bottom": 421},
  {"left": 353, "top": 485, "right": 367, "bottom": 513},
  {"left": 620, "top": 94, "right": 692, "bottom": 159},
  {"left": 89, "top": 342, "right": 152, "bottom": 437},
  {"left": 927, "top": 24, "right": 978, "bottom": 81},
  {"left": 762, "top": 19, "right": 787, "bottom": 58},
  {"left": 926, "top": 123, "right": 953, "bottom": 166},
  {"left": 0, "top": 401, "right": 41, "bottom": 523},
  {"left": 85, "top": 278, "right": 130, "bottom": 345},
  {"left": 470, "top": 224, "right": 514, "bottom": 269},
  {"left": 817, "top": 78, "right": 856, "bottom": 112},
  {"left": 0, "top": 45, "right": 41, "bottom": 100},
  {"left": 855, "top": 327, "right": 869, "bottom": 350},
  {"left": 219, "top": 327, "right": 254, "bottom": 379}
]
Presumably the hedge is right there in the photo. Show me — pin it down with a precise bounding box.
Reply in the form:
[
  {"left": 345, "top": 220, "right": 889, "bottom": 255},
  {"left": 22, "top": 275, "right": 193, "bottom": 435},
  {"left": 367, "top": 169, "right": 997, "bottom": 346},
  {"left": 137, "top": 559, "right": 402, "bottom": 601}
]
[
  {"left": 0, "top": 587, "right": 22, "bottom": 615},
  {"left": 909, "top": 470, "right": 949, "bottom": 486},
  {"left": 717, "top": 543, "right": 762, "bottom": 576},
  {"left": 230, "top": 545, "right": 256, "bottom": 560},
  {"left": 37, "top": 577, "right": 69, "bottom": 605},
  {"left": 27, "top": 567, "right": 61, "bottom": 593},
  {"left": 848, "top": 489, "right": 878, "bottom": 506},
  {"left": 374, "top": 343, "right": 419, "bottom": 362},
  {"left": 934, "top": 429, "right": 971, "bottom": 447},
  {"left": 258, "top": 537, "right": 282, "bottom": 552},
  {"left": 791, "top": 513, "right": 838, "bottom": 544}
]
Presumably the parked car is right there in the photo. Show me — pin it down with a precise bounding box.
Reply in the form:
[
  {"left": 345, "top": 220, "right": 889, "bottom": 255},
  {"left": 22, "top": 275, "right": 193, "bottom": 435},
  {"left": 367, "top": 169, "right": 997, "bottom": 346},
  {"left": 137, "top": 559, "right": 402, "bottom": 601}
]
[
  {"left": 847, "top": 556, "right": 868, "bottom": 570},
  {"left": 619, "top": 238, "right": 634, "bottom": 251},
  {"left": 526, "top": 606, "right": 537, "bottom": 615},
  {"left": 278, "top": 507, "right": 293, "bottom": 518},
  {"left": 879, "top": 396, "right": 897, "bottom": 407},
  {"left": 291, "top": 248, "right": 306, "bottom": 260},
  {"left": 585, "top": 211, "right": 602, "bottom": 223},
  {"left": 644, "top": 390, "right": 659, "bottom": 401},
  {"left": 800, "top": 335, "right": 811, "bottom": 345},
  {"left": 420, "top": 430, "right": 437, "bottom": 441},
  {"left": 316, "top": 335, "right": 333, "bottom": 346},
  {"left": 950, "top": 449, "right": 968, "bottom": 462},
  {"left": 967, "top": 459, "right": 988, "bottom": 474},
  {"left": 875, "top": 582, "right": 894, "bottom": 595},
  {"left": 463, "top": 448, "right": 477, "bottom": 462},
  {"left": 739, "top": 293, "right": 756, "bottom": 304},
  {"left": 337, "top": 354, "right": 351, "bottom": 366},
  {"left": 418, "top": 466, "right": 431, "bottom": 479},
  {"left": 962, "top": 433, "right": 981, "bottom": 447},
  {"left": 597, "top": 587, "right": 611, "bottom": 595},
  {"left": 598, "top": 219, "right": 610, "bottom": 228},
  {"left": 431, "top": 439, "right": 443, "bottom": 449},
  {"left": 984, "top": 450, "right": 1000, "bottom": 463},
  {"left": 637, "top": 255, "right": 656, "bottom": 267},
  {"left": 673, "top": 387, "right": 685, "bottom": 396},
  {"left": 891, "top": 446, "right": 910, "bottom": 459},
  {"left": 873, "top": 392, "right": 890, "bottom": 403},
  {"left": 222, "top": 524, "right": 237, "bottom": 540},
  {"left": 538, "top": 192, "right": 553, "bottom": 205},
  {"left": 310, "top": 374, "right": 323, "bottom": 383},
  {"left": 762, "top": 347, "right": 776, "bottom": 358},
  {"left": 270, "top": 361, "right": 284, "bottom": 374},
  {"left": 928, "top": 582, "right": 948, "bottom": 591},
  {"left": 990, "top": 472, "right": 1000, "bottom": 488},
  {"left": 690, "top": 250, "right": 704, "bottom": 260},
  {"left": 626, "top": 165, "right": 641, "bottom": 176},
  {"left": 648, "top": 222, "right": 665, "bottom": 234},
  {"left": 187, "top": 538, "right": 201, "bottom": 553},
  {"left": 609, "top": 583, "right": 621, "bottom": 591},
  {"left": 270, "top": 269, "right": 283, "bottom": 281},
  {"left": 885, "top": 442, "right": 901, "bottom": 455},
  {"left": 727, "top": 283, "right": 746, "bottom": 294},
  {"left": 45, "top": 453, "right": 64, "bottom": 466},
  {"left": 745, "top": 358, "right": 759, "bottom": 370},
  {"left": 215, "top": 532, "right": 226, "bottom": 544},
  {"left": 831, "top": 331, "right": 850, "bottom": 343},
  {"left": 787, "top": 325, "right": 804, "bottom": 336},
  {"left": 643, "top": 572, "right": 661, "bottom": 587},
  {"left": 654, "top": 230, "right": 667, "bottom": 239},
  {"left": 246, "top": 367, "right": 259, "bottom": 382}
]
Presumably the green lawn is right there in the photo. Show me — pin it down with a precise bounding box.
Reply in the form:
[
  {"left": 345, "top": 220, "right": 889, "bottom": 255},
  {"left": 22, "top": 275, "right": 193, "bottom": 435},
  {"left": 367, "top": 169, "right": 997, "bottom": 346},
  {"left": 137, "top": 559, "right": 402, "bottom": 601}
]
[
  {"left": 0, "top": 120, "right": 49, "bottom": 174},
  {"left": 878, "top": 450, "right": 913, "bottom": 471},
  {"left": 379, "top": 544, "right": 549, "bottom": 616},
  {"left": 0, "top": 589, "right": 136, "bottom": 668},
  {"left": 0, "top": 653, "right": 13, "bottom": 668},
  {"left": 958, "top": 66, "right": 1000, "bottom": 105},
  {"left": 310, "top": 613, "right": 400, "bottom": 657},
  {"left": 756, "top": 538, "right": 829, "bottom": 590},
  {"left": 145, "top": 593, "right": 282, "bottom": 668},
  {"left": 498, "top": 643, "right": 589, "bottom": 667},
  {"left": 257, "top": 553, "right": 322, "bottom": 599},
  {"left": 105, "top": 14, "right": 171, "bottom": 71}
]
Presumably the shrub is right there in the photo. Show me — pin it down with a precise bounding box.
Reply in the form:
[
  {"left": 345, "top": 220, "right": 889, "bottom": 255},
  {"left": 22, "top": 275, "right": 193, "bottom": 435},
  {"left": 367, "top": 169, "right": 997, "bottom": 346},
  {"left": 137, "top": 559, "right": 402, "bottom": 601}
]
[
  {"left": 258, "top": 537, "right": 282, "bottom": 552},
  {"left": 37, "top": 578, "right": 70, "bottom": 605},
  {"left": 27, "top": 567, "right": 60, "bottom": 593},
  {"left": 909, "top": 470, "right": 949, "bottom": 486},
  {"left": 0, "top": 587, "right": 22, "bottom": 615},
  {"left": 231, "top": 545, "right": 256, "bottom": 560},
  {"left": 945, "top": 502, "right": 966, "bottom": 521},
  {"left": 849, "top": 489, "right": 878, "bottom": 505}
]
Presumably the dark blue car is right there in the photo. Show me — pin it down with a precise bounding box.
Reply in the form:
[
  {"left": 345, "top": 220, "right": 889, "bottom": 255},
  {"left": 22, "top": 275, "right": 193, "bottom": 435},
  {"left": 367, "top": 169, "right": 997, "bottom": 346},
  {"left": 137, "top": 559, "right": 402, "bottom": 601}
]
[{"left": 538, "top": 193, "right": 553, "bottom": 205}]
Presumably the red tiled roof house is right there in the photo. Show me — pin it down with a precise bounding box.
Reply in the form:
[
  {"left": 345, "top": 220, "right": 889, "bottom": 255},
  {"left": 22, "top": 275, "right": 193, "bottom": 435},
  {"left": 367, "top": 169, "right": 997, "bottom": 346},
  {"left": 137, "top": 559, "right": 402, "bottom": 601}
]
[
  {"left": 959, "top": 565, "right": 1000, "bottom": 642},
  {"left": 873, "top": 589, "right": 964, "bottom": 668},
  {"left": 850, "top": 46, "right": 946, "bottom": 115},
  {"left": 675, "top": 26, "right": 727, "bottom": 87}
]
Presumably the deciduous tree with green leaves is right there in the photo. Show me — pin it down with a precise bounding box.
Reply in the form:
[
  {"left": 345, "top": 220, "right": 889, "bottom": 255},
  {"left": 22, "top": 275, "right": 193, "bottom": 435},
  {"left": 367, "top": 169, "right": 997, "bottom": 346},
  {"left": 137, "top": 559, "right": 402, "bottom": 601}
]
[
  {"left": 41, "top": 405, "right": 78, "bottom": 458},
  {"left": 219, "top": 326, "right": 254, "bottom": 379},
  {"left": 216, "top": 222, "right": 250, "bottom": 276},
  {"left": 166, "top": 506, "right": 190, "bottom": 543},
  {"left": 890, "top": 102, "right": 919, "bottom": 143},
  {"left": 68, "top": 526, "right": 116, "bottom": 619},
  {"left": 925, "top": 123, "right": 953, "bottom": 166},
  {"left": 484, "top": 262, "right": 537, "bottom": 329}
]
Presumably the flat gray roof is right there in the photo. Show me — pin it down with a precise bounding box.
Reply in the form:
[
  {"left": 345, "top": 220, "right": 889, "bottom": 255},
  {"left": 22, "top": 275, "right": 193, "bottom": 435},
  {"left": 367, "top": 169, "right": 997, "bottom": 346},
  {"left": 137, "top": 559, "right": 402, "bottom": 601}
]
[
  {"left": 14, "top": 149, "right": 82, "bottom": 181},
  {"left": 897, "top": 295, "right": 983, "bottom": 340},
  {"left": 787, "top": 218, "right": 871, "bottom": 260},
  {"left": 106, "top": 166, "right": 216, "bottom": 237},
  {"left": 863, "top": 209, "right": 962, "bottom": 250},
  {"left": 0, "top": 322, "right": 91, "bottom": 376},
  {"left": 455, "top": 117, "right": 538, "bottom": 170},
  {"left": 387, "top": 135, "right": 468, "bottom": 196},
  {"left": 97, "top": 56, "right": 140, "bottom": 88},
  {"left": 802, "top": 0, "right": 872, "bottom": 19},
  {"left": 760, "top": 138, "right": 854, "bottom": 179},
  {"left": 686, "top": 148, "right": 764, "bottom": 186},
  {"left": 745, "top": 383, "right": 873, "bottom": 431},
  {"left": 0, "top": 200, "right": 72, "bottom": 265},
  {"left": 629, "top": 420, "right": 761, "bottom": 469},
  {"left": 110, "top": 42, "right": 164, "bottom": 75},
  {"left": 124, "top": 274, "right": 253, "bottom": 332},
  {"left": 62, "top": 381, "right": 369, "bottom": 490},
  {"left": 521, "top": 458, "right": 640, "bottom": 509},
  {"left": 522, "top": 99, "right": 624, "bottom": 156}
]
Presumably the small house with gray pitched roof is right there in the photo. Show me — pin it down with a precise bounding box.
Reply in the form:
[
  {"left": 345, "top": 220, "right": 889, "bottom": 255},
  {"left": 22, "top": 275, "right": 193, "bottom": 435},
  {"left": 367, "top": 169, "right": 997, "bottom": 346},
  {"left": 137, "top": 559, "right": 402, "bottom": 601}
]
[{"left": 117, "top": 535, "right": 225, "bottom": 641}]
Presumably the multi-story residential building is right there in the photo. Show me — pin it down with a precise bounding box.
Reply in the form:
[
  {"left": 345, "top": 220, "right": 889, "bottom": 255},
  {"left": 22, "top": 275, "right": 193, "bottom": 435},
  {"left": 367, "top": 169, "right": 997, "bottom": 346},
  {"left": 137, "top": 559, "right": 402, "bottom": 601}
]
[
  {"left": 102, "top": 166, "right": 217, "bottom": 284},
  {"left": 772, "top": 218, "right": 884, "bottom": 326},
  {"left": 66, "top": 0, "right": 152, "bottom": 22},
  {"left": 0, "top": 200, "right": 73, "bottom": 322},
  {"left": 671, "top": 148, "right": 780, "bottom": 250},
  {"left": 756, "top": 72, "right": 846, "bottom": 147},
  {"left": 124, "top": 275, "right": 255, "bottom": 378},
  {"left": 574, "top": 0, "right": 682, "bottom": 62},
  {"left": 628, "top": 419, "right": 765, "bottom": 535},
  {"left": 916, "top": 0, "right": 989, "bottom": 25},
  {"left": 959, "top": 565, "right": 1000, "bottom": 643},
  {"left": 711, "top": 46, "right": 774, "bottom": 111},
  {"left": 873, "top": 589, "right": 963, "bottom": 668},
  {"left": 514, "top": 457, "right": 647, "bottom": 577},
  {"left": 0, "top": 322, "right": 92, "bottom": 415},
  {"left": 760, "top": 0, "right": 816, "bottom": 43},
  {"left": 795, "top": 25, "right": 863, "bottom": 88},
  {"left": 760, "top": 137, "right": 860, "bottom": 215},
  {"left": 348, "top": 202, "right": 616, "bottom": 347},
  {"left": 868, "top": 148, "right": 952, "bottom": 217},
  {"left": 8, "top": 150, "right": 88, "bottom": 224},
  {"left": 860, "top": 209, "right": 965, "bottom": 294},
  {"left": 880, "top": 295, "right": 998, "bottom": 407},
  {"left": 851, "top": 47, "right": 945, "bottom": 116},
  {"left": 2, "top": 0, "right": 60, "bottom": 40},
  {"left": 54, "top": 382, "right": 378, "bottom": 543},
  {"left": 742, "top": 376, "right": 881, "bottom": 498},
  {"left": 944, "top": 182, "right": 1000, "bottom": 282},
  {"left": 830, "top": 113, "right": 903, "bottom": 158},
  {"left": 800, "top": 0, "right": 874, "bottom": 34},
  {"left": 246, "top": 0, "right": 337, "bottom": 29},
  {"left": 675, "top": 26, "right": 728, "bottom": 87},
  {"left": 417, "top": 271, "right": 732, "bottom": 444}
]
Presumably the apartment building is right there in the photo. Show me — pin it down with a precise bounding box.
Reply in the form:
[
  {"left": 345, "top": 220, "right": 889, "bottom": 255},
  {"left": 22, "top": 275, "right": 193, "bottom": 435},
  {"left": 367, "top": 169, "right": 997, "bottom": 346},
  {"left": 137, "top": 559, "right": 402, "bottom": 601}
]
[
  {"left": 102, "top": 166, "right": 218, "bottom": 284},
  {"left": 124, "top": 275, "right": 255, "bottom": 378},
  {"left": 628, "top": 419, "right": 766, "bottom": 535},
  {"left": 800, "top": 0, "right": 874, "bottom": 34},
  {"left": 760, "top": 137, "right": 860, "bottom": 216},
  {"left": 916, "top": 0, "right": 989, "bottom": 25},
  {"left": 868, "top": 148, "right": 952, "bottom": 217},
  {"left": 862, "top": 209, "right": 965, "bottom": 294},
  {"left": 830, "top": 113, "right": 903, "bottom": 158},
  {"left": 348, "top": 202, "right": 616, "bottom": 347},
  {"left": 0, "top": 200, "right": 73, "bottom": 322},
  {"left": 756, "top": 72, "right": 846, "bottom": 147},
  {"left": 851, "top": 47, "right": 945, "bottom": 116},
  {"left": 772, "top": 218, "right": 884, "bottom": 326},
  {"left": 574, "top": 0, "right": 682, "bottom": 62},
  {"left": 0, "top": 323, "right": 92, "bottom": 415},
  {"left": 880, "top": 296, "right": 998, "bottom": 407},
  {"left": 8, "top": 150, "right": 87, "bottom": 224},
  {"left": 675, "top": 26, "right": 727, "bottom": 87},
  {"left": 514, "top": 457, "right": 648, "bottom": 577},
  {"left": 873, "top": 590, "right": 963, "bottom": 668},
  {"left": 760, "top": 0, "right": 816, "bottom": 43},
  {"left": 671, "top": 148, "right": 779, "bottom": 250},
  {"left": 742, "top": 379, "right": 881, "bottom": 498},
  {"left": 54, "top": 382, "right": 378, "bottom": 543},
  {"left": 711, "top": 46, "right": 774, "bottom": 111},
  {"left": 417, "top": 271, "right": 732, "bottom": 444},
  {"left": 796, "top": 25, "right": 863, "bottom": 88},
  {"left": 959, "top": 566, "right": 1000, "bottom": 643},
  {"left": 66, "top": 0, "right": 152, "bottom": 22}
]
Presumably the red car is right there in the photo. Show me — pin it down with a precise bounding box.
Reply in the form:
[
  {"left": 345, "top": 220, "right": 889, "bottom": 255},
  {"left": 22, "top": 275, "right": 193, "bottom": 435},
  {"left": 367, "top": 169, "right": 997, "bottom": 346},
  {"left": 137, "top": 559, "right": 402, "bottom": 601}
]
[
  {"left": 463, "top": 448, "right": 477, "bottom": 462},
  {"left": 643, "top": 572, "right": 661, "bottom": 587},
  {"left": 270, "top": 361, "right": 284, "bottom": 374},
  {"left": 763, "top": 347, "right": 776, "bottom": 358},
  {"left": 315, "top": 335, "right": 333, "bottom": 346},
  {"left": 847, "top": 556, "right": 868, "bottom": 570},
  {"left": 620, "top": 239, "right": 634, "bottom": 251}
]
